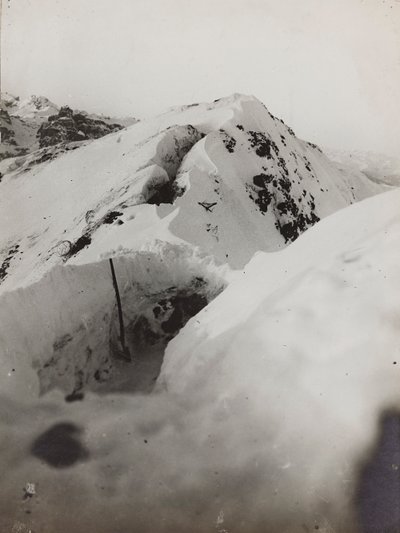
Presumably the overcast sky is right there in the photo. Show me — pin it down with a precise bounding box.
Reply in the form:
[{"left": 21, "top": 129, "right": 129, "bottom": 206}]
[{"left": 1, "top": 0, "right": 400, "bottom": 155}]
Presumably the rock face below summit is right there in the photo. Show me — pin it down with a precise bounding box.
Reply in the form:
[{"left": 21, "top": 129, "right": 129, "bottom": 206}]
[
  {"left": 37, "top": 106, "right": 124, "bottom": 147},
  {"left": 0, "top": 93, "right": 137, "bottom": 161},
  {"left": 1, "top": 94, "right": 61, "bottom": 161}
]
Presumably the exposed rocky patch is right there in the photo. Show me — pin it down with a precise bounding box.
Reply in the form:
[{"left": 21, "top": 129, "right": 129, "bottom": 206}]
[
  {"left": 1, "top": 93, "right": 138, "bottom": 167},
  {"left": 103, "top": 211, "right": 123, "bottom": 224},
  {"left": 0, "top": 107, "right": 29, "bottom": 161},
  {"left": 0, "top": 107, "right": 14, "bottom": 143},
  {"left": 38, "top": 106, "right": 123, "bottom": 148},
  {"left": 248, "top": 174, "right": 275, "bottom": 213},
  {"left": 33, "top": 252, "right": 225, "bottom": 399},
  {"left": 307, "top": 141, "right": 323, "bottom": 153},
  {"left": 25, "top": 143, "right": 83, "bottom": 171},
  {"left": 56, "top": 206, "right": 136, "bottom": 262},
  {"left": 0, "top": 142, "right": 84, "bottom": 178},
  {"left": 247, "top": 167, "right": 320, "bottom": 243},
  {"left": 1, "top": 94, "right": 59, "bottom": 161},
  {"left": 107, "top": 276, "right": 213, "bottom": 394},
  {"left": 63, "top": 234, "right": 93, "bottom": 260},
  {"left": 219, "top": 129, "right": 237, "bottom": 153},
  {"left": 247, "top": 130, "right": 279, "bottom": 158},
  {"left": 137, "top": 278, "right": 208, "bottom": 343},
  {"left": 59, "top": 208, "right": 124, "bottom": 261},
  {"left": 274, "top": 202, "right": 320, "bottom": 243},
  {"left": 0, "top": 244, "right": 20, "bottom": 282}
]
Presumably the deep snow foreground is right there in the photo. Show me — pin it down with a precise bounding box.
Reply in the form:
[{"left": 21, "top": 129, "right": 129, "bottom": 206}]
[{"left": 0, "top": 186, "right": 400, "bottom": 532}]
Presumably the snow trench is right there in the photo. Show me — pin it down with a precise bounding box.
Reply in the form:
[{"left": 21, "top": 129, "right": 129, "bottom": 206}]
[{"left": 0, "top": 243, "right": 226, "bottom": 402}]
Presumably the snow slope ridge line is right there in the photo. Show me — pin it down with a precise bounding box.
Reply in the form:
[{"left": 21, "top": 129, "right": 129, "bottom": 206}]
[
  {"left": 163, "top": 96, "right": 362, "bottom": 266},
  {"left": 0, "top": 93, "right": 391, "bottom": 295}
]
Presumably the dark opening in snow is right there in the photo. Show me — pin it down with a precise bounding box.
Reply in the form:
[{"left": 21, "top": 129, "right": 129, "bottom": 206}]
[
  {"left": 143, "top": 125, "right": 204, "bottom": 205},
  {"left": 146, "top": 181, "right": 181, "bottom": 205},
  {"left": 107, "top": 277, "right": 210, "bottom": 394},
  {"left": 36, "top": 252, "right": 224, "bottom": 400},
  {"left": 30, "top": 422, "right": 89, "bottom": 468}
]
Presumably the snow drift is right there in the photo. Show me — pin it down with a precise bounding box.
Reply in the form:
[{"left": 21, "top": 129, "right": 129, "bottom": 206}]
[{"left": 0, "top": 186, "right": 399, "bottom": 533}]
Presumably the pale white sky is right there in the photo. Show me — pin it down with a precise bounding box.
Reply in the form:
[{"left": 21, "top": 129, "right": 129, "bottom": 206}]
[{"left": 1, "top": 0, "right": 400, "bottom": 155}]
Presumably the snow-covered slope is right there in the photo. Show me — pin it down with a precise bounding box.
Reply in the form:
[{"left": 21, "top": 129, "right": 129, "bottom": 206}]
[
  {"left": 0, "top": 186, "right": 399, "bottom": 533},
  {"left": 326, "top": 148, "right": 400, "bottom": 188},
  {"left": 0, "top": 94, "right": 391, "bottom": 297}
]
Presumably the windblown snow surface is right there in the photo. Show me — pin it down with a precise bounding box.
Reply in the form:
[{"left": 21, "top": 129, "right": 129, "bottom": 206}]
[{"left": 0, "top": 94, "right": 399, "bottom": 533}]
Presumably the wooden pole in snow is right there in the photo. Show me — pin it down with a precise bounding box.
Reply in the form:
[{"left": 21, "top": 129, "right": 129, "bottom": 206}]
[{"left": 109, "top": 258, "right": 131, "bottom": 362}]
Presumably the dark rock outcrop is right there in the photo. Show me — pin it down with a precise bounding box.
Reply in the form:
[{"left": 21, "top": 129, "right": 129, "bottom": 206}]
[
  {"left": 0, "top": 107, "right": 17, "bottom": 156},
  {"left": 37, "top": 106, "right": 123, "bottom": 148}
]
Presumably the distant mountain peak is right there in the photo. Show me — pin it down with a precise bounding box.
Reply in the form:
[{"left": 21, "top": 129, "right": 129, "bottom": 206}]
[{"left": 0, "top": 92, "right": 138, "bottom": 162}]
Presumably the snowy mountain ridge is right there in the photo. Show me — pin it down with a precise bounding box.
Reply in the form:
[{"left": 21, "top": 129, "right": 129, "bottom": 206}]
[
  {"left": 0, "top": 92, "right": 138, "bottom": 161},
  {"left": 2, "top": 93, "right": 59, "bottom": 122},
  {"left": 0, "top": 93, "right": 391, "bottom": 294}
]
